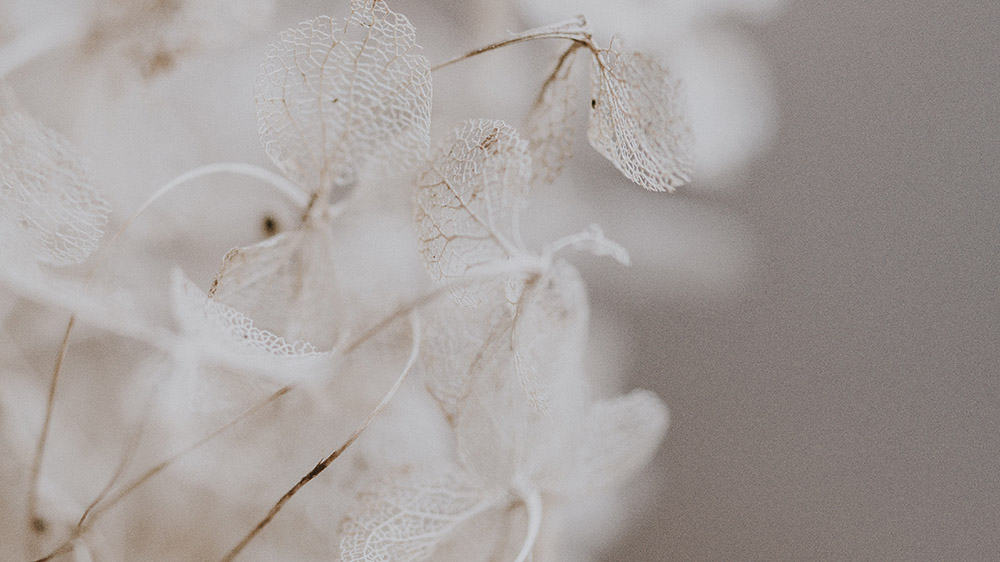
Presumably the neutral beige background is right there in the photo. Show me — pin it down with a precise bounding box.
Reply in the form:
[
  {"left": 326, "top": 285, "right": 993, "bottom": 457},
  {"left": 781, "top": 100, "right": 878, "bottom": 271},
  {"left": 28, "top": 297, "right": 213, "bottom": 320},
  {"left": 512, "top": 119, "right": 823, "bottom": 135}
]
[{"left": 603, "top": 2, "right": 999, "bottom": 559}]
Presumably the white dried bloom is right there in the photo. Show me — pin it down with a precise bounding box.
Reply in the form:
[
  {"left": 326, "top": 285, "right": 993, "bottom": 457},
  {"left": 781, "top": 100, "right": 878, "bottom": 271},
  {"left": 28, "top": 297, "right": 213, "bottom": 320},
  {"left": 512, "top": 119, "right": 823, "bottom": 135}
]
[
  {"left": 415, "top": 119, "right": 529, "bottom": 288},
  {"left": 169, "top": 269, "right": 330, "bottom": 408},
  {"left": 519, "top": 0, "right": 781, "bottom": 181},
  {"left": 210, "top": 3, "right": 433, "bottom": 348},
  {"left": 588, "top": 45, "right": 693, "bottom": 192},
  {"left": 209, "top": 222, "right": 346, "bottom": 350},
  {"left": 0, "top": 95, "right": 110, "bottom": 266},
  {"left": 341, "top": 334, "right": 668, "bottom": 562},
  {"left": 339, "top": 470, "right": 499, "bottom": 562},
  {"left": 256, "top": 5, "right": 432, "bottom": 197}
]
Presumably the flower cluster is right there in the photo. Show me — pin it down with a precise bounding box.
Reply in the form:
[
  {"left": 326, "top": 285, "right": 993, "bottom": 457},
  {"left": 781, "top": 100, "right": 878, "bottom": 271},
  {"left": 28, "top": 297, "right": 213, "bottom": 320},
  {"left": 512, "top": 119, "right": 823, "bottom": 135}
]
[{"left": 0, "top": 1, "right": 696, "bottom": 559}]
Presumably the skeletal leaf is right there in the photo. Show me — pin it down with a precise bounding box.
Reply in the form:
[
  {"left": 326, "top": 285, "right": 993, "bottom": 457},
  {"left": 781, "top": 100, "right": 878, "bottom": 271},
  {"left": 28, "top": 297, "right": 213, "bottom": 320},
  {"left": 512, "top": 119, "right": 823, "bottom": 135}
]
[
  {"left": 166, "top": 269, "right": 327, "bottom": 414},
  {"left": 339, "top": 470, "right": 495, "bottom": 562},
  {"left": 414, "top": 119, "right": 530, "bottom": 301},
  {"left": 588, "top": 45, "right": 693, "bottom": 192},
  {"left": 345, "top": 366, "right": 667, "bottom": 561},
  {"left": 418, "top": 294, "right": 512, "bottom": 421},
  {"left": 540, "top": 389, "right": 669, "bottom": 495},
  {"left": 526, "top": 44, "right": 584, "bottom": 187},
  {"left": 509, "top": 261, "right": 590, "bottom": 408},
  {"left": 256, "top": 5, "right": 432, "bottom": 197},
  {"left": 422, "top": 261, "right": 590, "bottom": 421},
  {"left": 173, "top": 269, "right": 319, "bottom": 357},
  {"left": 208, "top": 223, "right": 346, "bottom": 350},
  {"left": 0, "top": 109, "right": 110, "bottom": 266}
]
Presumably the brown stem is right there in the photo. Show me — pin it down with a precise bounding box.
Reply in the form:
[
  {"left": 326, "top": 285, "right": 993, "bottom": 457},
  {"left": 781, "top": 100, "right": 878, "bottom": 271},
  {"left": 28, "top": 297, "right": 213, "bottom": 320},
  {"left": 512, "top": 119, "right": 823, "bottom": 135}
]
[
  {"left": 75, "top": 380, "right": 159, "bottom": 529},
  {"left": 532, "top": 42, "right": 585, "bottom": 107},
  {"left": 87, "top": 386, "right": 290, "bottom": 526},
  {"left": 220, "top": 315, "right": 422, "bottom": 561},
  {"left": 431, "top": 16, "right": 597, "bottom": 72},
  {"left": 27, "top": 314, "right": 75, "bottom": 534},
  {"left": 34, "top": 386, "right": 291, "bottom": 562}
]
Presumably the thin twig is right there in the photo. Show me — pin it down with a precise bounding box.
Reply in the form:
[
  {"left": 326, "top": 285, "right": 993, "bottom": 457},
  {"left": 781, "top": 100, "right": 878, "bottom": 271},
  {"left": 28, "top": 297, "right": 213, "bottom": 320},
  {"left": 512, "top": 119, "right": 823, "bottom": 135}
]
[
  {"left": 35, "top": 386, "right": 292, "bottom": 562},
  {"left": 27, "top": 161, "right": 307, "bottom": 532},
  {"left": 532, "top": 42, "right": 585, "bottom": 107},
  {"left": 36, "top": 265, "right": 530, "bottom": 561},
  {"left": 76, "top": 378, "right": 166, "bottom": 529},
  {"left": 87, "top": 386, "right": 290, "bottom": 525},
  {"left": 220, "top": 314, "right": 422, "bottom": 561},
  {"left": 430, "top": 16, "right": 596, "bottom": 72},
  {"left": 27, "top": 315, "right": 75, "bottom": 534}
]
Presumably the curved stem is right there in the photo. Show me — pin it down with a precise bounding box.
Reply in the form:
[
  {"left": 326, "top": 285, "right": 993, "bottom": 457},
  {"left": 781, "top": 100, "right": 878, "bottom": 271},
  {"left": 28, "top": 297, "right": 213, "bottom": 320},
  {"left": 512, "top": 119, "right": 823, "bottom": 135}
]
[
  {"left": 27, "top": 162, "right": 305, "bottom": 532},
  {"left": 431, "top": 16, "right": 597, "bottom": 72},
  {"left": 220, "top": 314, "right": 423, "bottom": 561},
  {"left": 107, "top": 163, "right": 308, "bottom": 252},
  {"left": 514, "top": 488, "right": 543, "bottom": 562},
  {"left": 26, "top": 315, "right": 75, "bottom": 533},
  {"left": 34, "top": 264, "right": 535, "bottom": 561}
]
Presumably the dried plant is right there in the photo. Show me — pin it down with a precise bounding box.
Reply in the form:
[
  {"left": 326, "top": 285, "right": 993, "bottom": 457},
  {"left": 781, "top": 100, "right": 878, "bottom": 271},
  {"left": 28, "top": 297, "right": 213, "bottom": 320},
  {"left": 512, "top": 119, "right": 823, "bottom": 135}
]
[{"left": 0, "top": 1, "right": 707, "bottom": 560}]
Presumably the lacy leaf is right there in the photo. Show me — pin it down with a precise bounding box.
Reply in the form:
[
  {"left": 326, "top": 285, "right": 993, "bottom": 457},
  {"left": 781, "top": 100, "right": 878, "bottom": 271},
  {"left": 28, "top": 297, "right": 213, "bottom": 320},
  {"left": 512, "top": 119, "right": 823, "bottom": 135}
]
[
  {"left": 0, "top": 110, "right": 110, "bottom": 266},
  {"left": 588, "top": 46, "right": 693, "bottom": 192},
  {"left": 256, "top": 5, "right": 432, "bottom": 196},
  {"left": 415, "top": 119, "right": 530, "bottom": 303},
  {"left": 340, "top": 470, "right": 494, "bottom": 562}
]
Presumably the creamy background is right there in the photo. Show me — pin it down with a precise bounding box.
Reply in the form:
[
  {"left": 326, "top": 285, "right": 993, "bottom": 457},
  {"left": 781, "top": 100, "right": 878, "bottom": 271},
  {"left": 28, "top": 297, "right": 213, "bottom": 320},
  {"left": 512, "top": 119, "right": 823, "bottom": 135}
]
[{"left": 603, "top": 2, "right": 1000, "bottom": 559}]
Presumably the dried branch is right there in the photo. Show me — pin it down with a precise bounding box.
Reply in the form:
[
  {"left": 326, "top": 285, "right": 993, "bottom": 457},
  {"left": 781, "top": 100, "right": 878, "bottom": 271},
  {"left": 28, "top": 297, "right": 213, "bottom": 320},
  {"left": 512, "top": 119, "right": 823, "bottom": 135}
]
[{"left": 220, "top": 313, "right": 422, "bottom": 561}]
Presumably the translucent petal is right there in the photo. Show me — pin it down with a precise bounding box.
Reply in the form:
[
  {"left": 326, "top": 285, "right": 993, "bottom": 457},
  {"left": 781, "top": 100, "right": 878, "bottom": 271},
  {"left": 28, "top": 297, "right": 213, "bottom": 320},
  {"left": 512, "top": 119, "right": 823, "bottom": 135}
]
[
  {"left": 414, "top": 119, "right": 530, "bottom": 304},
  {"left": 339, "top": 470, "right": 495, "bottom": 562},
  {"left": 208, "top": 224, "right": 345, "bottom": 350},
  {"left": 256, "top": 6, "right": 432, "bottom": 195},
  {"left": 541, "top": 389, "right": 669, "bottom": 495},
  {"left": 509, "top": 261, "right": 590, "bottom": 408},
  {"left": 588, "top": 47, "right": 694, "bottom": 192},
  {"left": 418, "top": 293, "right": 510, "bottom": 422},
  {"left": 0, "top": 111, "right": 110, "bottom": 266},
  {"left": 525, "top": 44, "right": 583, "bottom": 187},
  {"left": 171, "top": 268, "right": 323, "bottom": 363},
  {"left": 422, "top": 261, "right": 588, "bottom": 434}
]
